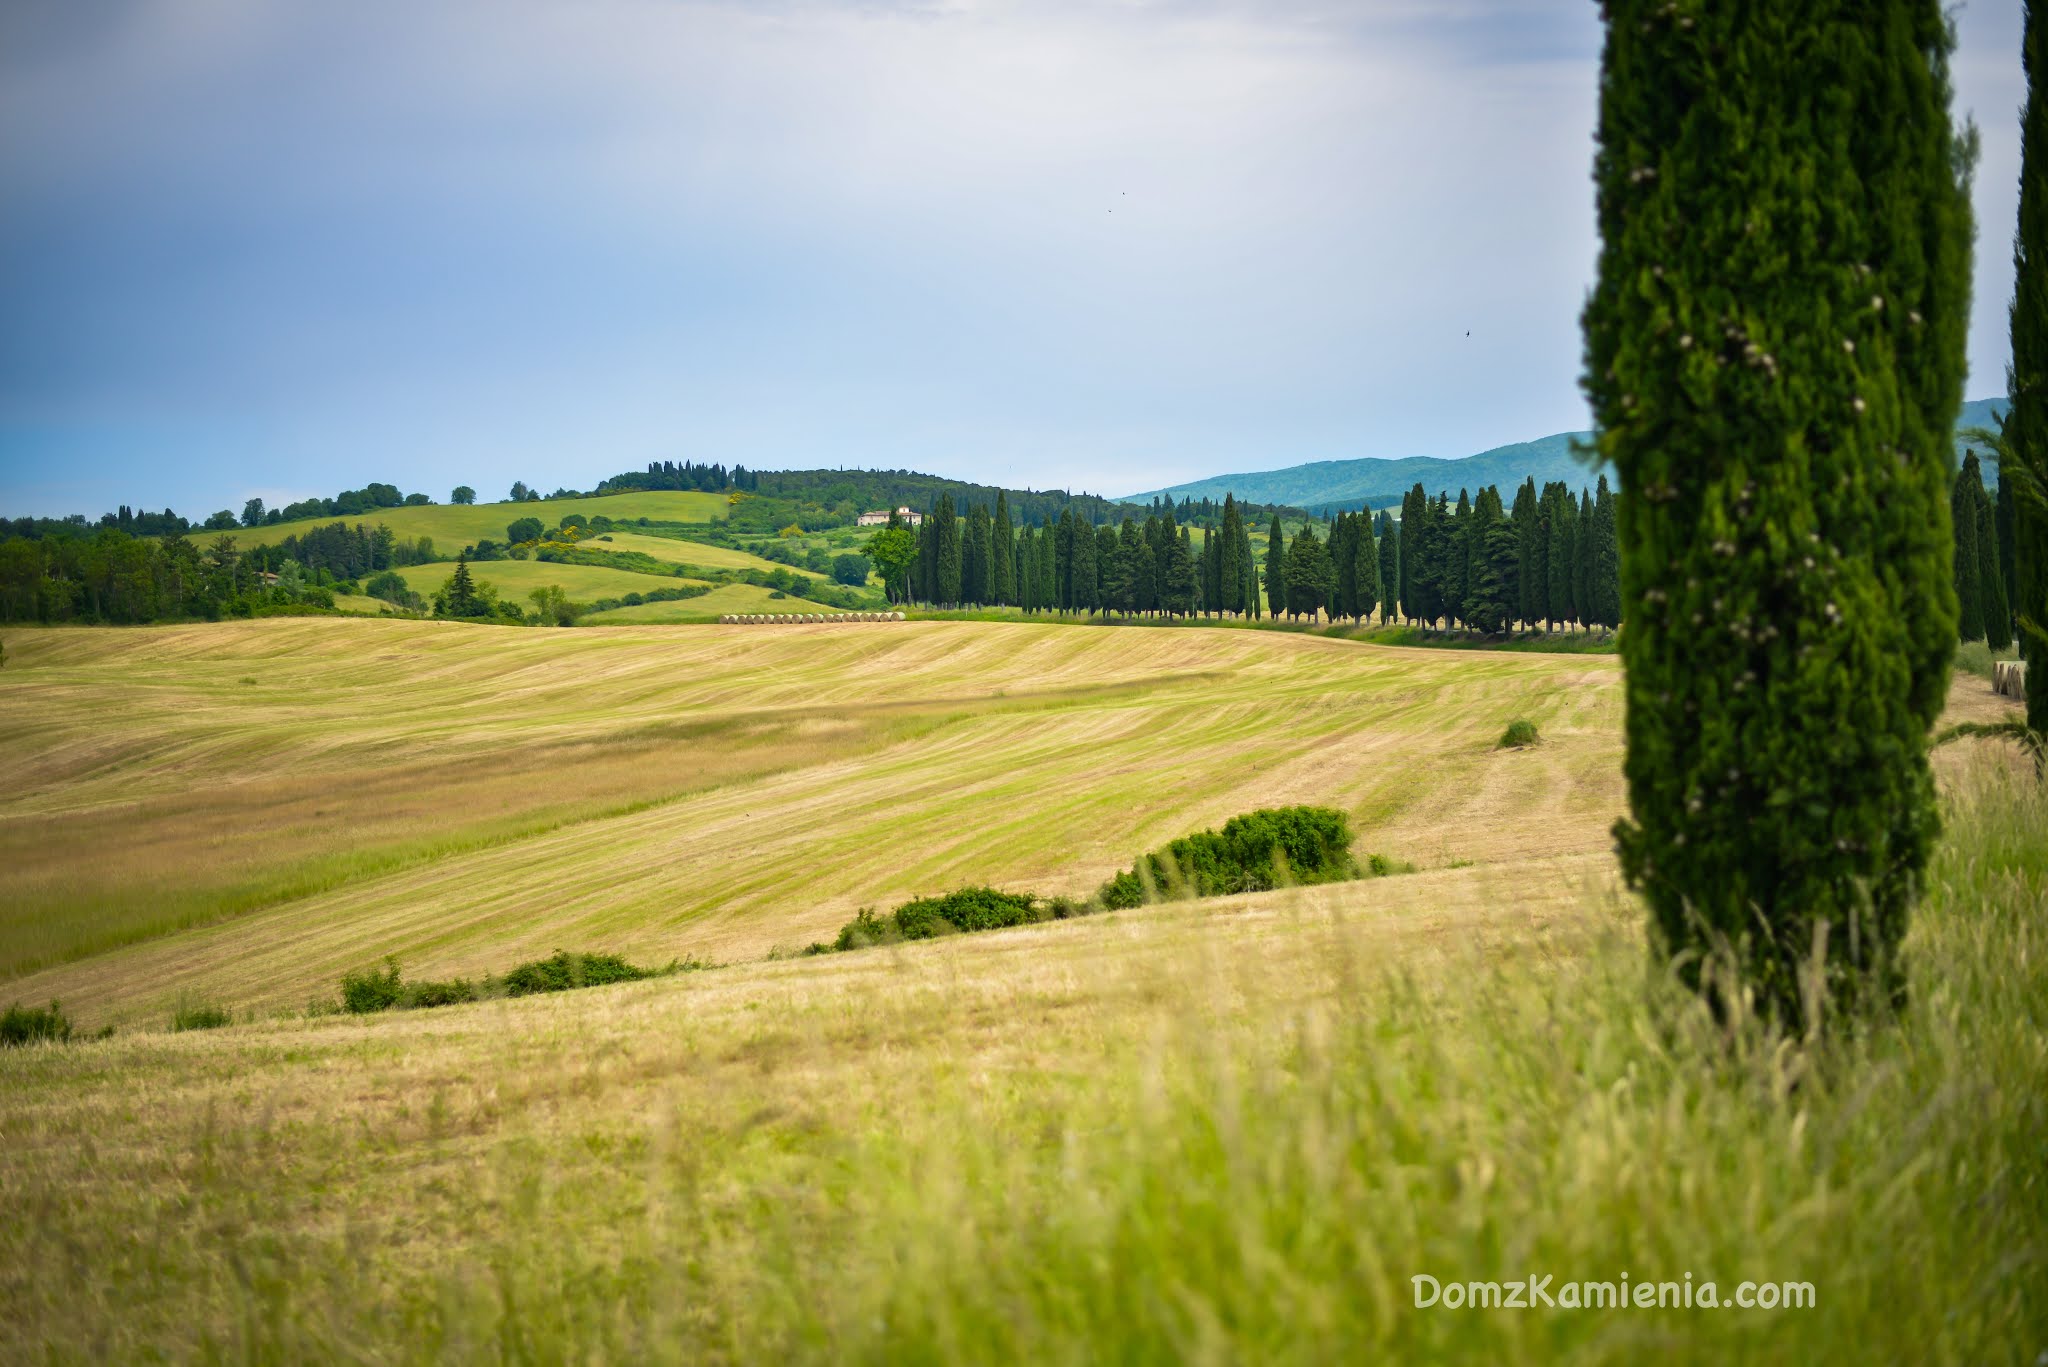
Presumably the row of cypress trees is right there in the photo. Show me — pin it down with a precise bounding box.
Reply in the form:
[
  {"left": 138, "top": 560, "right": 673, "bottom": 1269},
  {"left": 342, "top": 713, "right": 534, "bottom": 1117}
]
[
  {"left": 905, "top": 492, "right": 1259, "bottom": 617},
  {"left": 1952, "top": 453, "right": 2013, "bottom": 649},
  {"left": 897, "top": 482, "right": 1623, "bottom": 634}
]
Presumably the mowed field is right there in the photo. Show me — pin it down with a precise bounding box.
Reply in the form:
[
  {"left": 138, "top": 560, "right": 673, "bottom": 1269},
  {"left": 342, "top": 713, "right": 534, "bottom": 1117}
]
[
  {"left": 215, "top": 490, "right": 729, "bottom": 553},
  {"left": 391, "top": 558, "right": 710, "bottom": 604},
  {"left": 0, "top": 617, "right": 2039, "bottom": 1361},
  {"left": 0, "top": 618, "right": 1623, "bottom": 1022},
  {"left": 581, "top": 583, "right": 849, "bottom": 622}
]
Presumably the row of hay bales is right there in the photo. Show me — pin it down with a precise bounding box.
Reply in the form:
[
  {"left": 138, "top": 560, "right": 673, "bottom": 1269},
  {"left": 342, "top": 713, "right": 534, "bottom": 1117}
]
[
  {"left": 1992, "top": 660, "right": 2028, "bottom": 701},
  {"left": 718, "top": 611, "right": 906, "bottom": 625}
]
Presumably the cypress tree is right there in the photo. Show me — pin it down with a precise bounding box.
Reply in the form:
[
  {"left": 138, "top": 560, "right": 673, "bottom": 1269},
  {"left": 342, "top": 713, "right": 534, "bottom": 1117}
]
[
  {"left": 991, "top": 491, "right": 1015, "bottom": 606},
  {"left": 1546, "top": 482, "right": 1577, "bottom": 629},
  {"left": 1511, "top": 478, "right": 1540, "bottom": 628},
  {"left": 1376, "top": 511, "right": 1399, "bottom": 624},
  {"left": 935, "top": 494, "right": 962, "bottom": 606},
  {"left": 1166, "top": 525, "right": 1198, "bottom": 615},
  {"left": 1398, "top": 485, "right": 1425, "bottom": 622},
  {"left": 1286, "top": 524, "right": 1334, "bottom": 620},
  {"left": 2012, "top": 0, "right": 2048, "bottom": 732},
  {"left": 1464, "top": 487, "right": 1514, "bottom": 633},
  {"left": 1200, "top": 526, "right": 1222, "bottom": 616},
  {"left": 1071, "top": 517, "right": 1097, "bottom": 614},
  {"left": 1054, "top": 508, "right": 1076, "bottom": 609},
  {"left": 916, "top": 506, "right": 938, "bottom": 604},
  {"left": 1586, "top": 0, "right": 1972, "bottom": 1024},
  {"left": 1996, "top": 463, "right": 2017, "bottom": 611},
  {"left": 1018, "top": 524, "right": 1038, "bottom": 612},
  {"left": 964, "top": 503, "right": 992, "bottom": 606},
  {"left": 1238, "top": 518, "right": 1261, "bottom": 619},
  {"left": 1953, "top": 457, "right": 1985, "bottom": 642},
  {"left": 1977, "top": 478, "right": 2013, "bottom": 651},
  {"left": 1219, "top": 496, "right": 1245, "bottom": 614},
  {"left": 1590, "top": 476, "right": 1622, "bottom": 633},
  {"left": 1573, "top": 489, "right": 1596, "bottom": 627},
  {"left": 1039, "top": 518, "right": 1058, "bottom": 611},
  {"left": 1264, "top": 515, "right": 1287, "bottom": 618}
]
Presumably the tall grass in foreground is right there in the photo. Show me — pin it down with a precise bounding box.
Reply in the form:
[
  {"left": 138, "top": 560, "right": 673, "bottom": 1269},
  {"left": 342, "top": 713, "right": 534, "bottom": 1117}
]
[{"left": 1, "top": 753, "right": 2041, "bottom": 1363}]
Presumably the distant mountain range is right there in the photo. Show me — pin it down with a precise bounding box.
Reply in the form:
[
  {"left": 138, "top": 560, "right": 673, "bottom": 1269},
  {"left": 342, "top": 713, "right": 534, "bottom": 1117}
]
[{"left": 1124, "top": 397, "right": 2009, "bottom": 512}]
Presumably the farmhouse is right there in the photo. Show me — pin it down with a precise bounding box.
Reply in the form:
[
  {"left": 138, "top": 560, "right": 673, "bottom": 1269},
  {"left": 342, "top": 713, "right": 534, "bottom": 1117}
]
[{"left": 856, "top": 505, "right": 924, "bottom": 527}]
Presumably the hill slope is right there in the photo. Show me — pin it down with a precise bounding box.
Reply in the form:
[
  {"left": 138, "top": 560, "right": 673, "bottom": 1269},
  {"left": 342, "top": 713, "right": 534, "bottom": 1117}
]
[{"left": 1129, "top": 397, "right": 2010, "bottom": 511}]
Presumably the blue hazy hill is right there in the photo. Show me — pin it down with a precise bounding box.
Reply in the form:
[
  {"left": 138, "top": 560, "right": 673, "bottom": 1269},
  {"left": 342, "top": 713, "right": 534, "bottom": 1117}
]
[{"left": 1126, "top": 397, "right": 2008, "bottom": 511}]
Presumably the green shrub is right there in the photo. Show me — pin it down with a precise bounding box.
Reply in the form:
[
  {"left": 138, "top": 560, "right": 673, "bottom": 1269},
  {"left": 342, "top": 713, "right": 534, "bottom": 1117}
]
[
  {"left": 1, "top": 1001, "right": 72, "bottom": 1047},
  {"left": 171, "top": 999, "right": 231, "bottom": 1032},
  {"left": 340, "top": 959, "right": 405, "bottom": 1014},
  {"left": 897, "top": 886, "right": 1039, "bottom": 938},
  {"left": 402, "top": 978, "right": 477, "bottom": 1009},
  {"left": 834, "top": 906, "right": 897, "bottom": 951},
  {"left": 502, "top": 951, "right": 659, "bottom": 997},
  {"left": 1099, "top": 806, "right": 1359, "bottom": 909},
  {"left": 1497, "top": 719, "right": 1540, "bottom": 749}
]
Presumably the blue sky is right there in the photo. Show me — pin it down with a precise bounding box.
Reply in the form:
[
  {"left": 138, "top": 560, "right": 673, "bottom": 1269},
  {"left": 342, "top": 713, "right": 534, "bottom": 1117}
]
[{"left": 0, "top": 0, "right": 2028, "bottom": 519}]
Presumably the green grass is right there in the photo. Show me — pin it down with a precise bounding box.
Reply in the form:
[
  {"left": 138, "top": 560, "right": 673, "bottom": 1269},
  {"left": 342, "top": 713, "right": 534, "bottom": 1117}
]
[
  {"left": 581, "top": 582, "right": 850, "bottom": 622},
  {"left": 0, "top": 753, "right": 2037, "bottom": 1361},
  {"left": 393, "top": 558, "right": 705, "bottom": 605},
  {"left": 0, "top": 618, "right": 1626, "bottom": 1021},
  {"left": 212, "top": 490, "right": 729, "bottom": 556},
  {"left": 591, "top": 530, "right": 837, "bottom": 581}
]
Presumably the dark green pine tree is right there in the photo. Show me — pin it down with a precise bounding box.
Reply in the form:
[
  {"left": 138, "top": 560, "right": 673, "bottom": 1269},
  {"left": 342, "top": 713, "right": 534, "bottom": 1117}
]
[
  {"left": 1447, "top": 490, "right": 1472, "bottom": 628},
  {"left": 1354, "top": 510, "right": 1380, "bottom": 622},
  {"left": 2012, "top": 0, "right": 2048, "bottom": 733},
  {"left": 1017, "top": 523, "right": 1038, "bottom": 612},
  {"left": 1264, "top": 514, "right": 1287, "bottom": 618},
  {"left": 1054, "top": 508, "right": 1076, "bottom": 609},
  {"left": 1218, "top": 495, "right": 1245, "bottom": 614},
  {"left": 1104, "top": 518, "right": 1141, "bottom": 616},
  {"left": 446, "top": 554, "right": 480, "bottom": 617},
  {"left": 1511, "top": 477, "right": 1541, "bottom": 628},
  {"left": 991, "top": 491, "right": 1016, "bottom": 606},
  {"left": 935, "top": 494, "right": 962, "bottom": 606},
  {"left": 1586, "top": 0, "right": 1972, "bottom": 1025},
  {"left": 1039, "top": 518, "right": 1058, "bottom": 611},
  {"left": 1953, "top": 457, "right": 1985, "bottom": 642},
  {"left": 1976, "top": 477, "right": 2012, "bottom": 651},
  {"left": 1376, "top": 511, "right": 1399, "bottom": 624}
]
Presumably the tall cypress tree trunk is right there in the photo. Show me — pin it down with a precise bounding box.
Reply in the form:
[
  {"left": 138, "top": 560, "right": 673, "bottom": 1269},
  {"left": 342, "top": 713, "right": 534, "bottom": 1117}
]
[
  {"left": 1585, "top": 2, "right": 1972, "bottom": 1027},
  {"left": 2012, "top": 0, "right": 2048, "bottom": 732}
]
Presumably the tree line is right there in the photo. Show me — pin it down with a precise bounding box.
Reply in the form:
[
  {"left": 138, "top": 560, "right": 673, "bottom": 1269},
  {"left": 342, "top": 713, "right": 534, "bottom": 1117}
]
[
  {"left": 1952, "top": 449, "right": 2017, "bottom": 649},
  {"left": 863, "top": 480, "right": 1622, "bottom": 635},
  {"left": 0, "top": 530, "right": 342, "bottom": 624}
]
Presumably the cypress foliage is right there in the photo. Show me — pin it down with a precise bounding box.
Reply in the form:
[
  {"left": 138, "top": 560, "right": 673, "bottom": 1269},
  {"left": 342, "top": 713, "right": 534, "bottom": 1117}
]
[
  {"left": 1590, "top": 476, "right": 1622, "bottom": 632},
  {"left": 1376, "top": 512, "right": 1399, "bottom": 624},
  {"left": 915, "top": 505, "right": 937, "bottom": 604},
  {"left": 1054, "top": 508, "right": 1076, "bottom": 609},
  {"left": 1398, "top": 485, "right": 1425, "bottom": 622},
  {"left": 1017, "top": 523, "right": 1038, "bottom": 612},
  {"left": 1953, "top": 455, "right": 1987, "bottom": 642},
  {"left": 1546, "top": 482, "right": 1577, "bottom": 628},
  {"left": 1238, "top": 517, "right": 1261, "bottom": 619},
  {"left": 1573, "top": 488, "right": 1596, "bottom": 626},
  {"left": 964, "top": 502, "right": 992, "bottom": 606},
  {"left": 991, "top": 491, "right": 1015, "bottom": 606},
  {"left": 1978, "top": 479, "right": 2013, "bottom": 651},
  {"left": 1200, "top": 526, "right": 1222, "bottom": 616},
  {"left": 1166, "top": 526, "right": 1198, "bottom": 615},
  {"left": 1996, "top": 464, "right": 2017, "bottom": 611},
  {"left": 1070, "top": 516, "right": 1097, "bottom": 614},
  {"left": 1264, "top": 514, "right": 1287, "bottom": 618},
  {"left": 1038, "top": 518, "right": 1057, "bottom": 610},
  {"left": 1219, "top": 496, "right": 1245, "bottom": 614},
  {"left": 1510, "top": 478, "right": 1540, "bottom": 628},
  {"left": 2013, "top": 0, "right": 2048, "bottom": 731},
  {"left": 1445, "top": 491, "right": 1471, "bottom": 627},
  {"left": 1285, "top": 524, "right": 1334, "bottom": 620},
  {"left": 1585, "top": 1, "right": 1972, "bottom": 1025},
  {"left": 1463, "top": 487, "right": 1514, "bottom": 633},
  {"left": 935, "top": 494, "right": 962, "bottom": 606}
]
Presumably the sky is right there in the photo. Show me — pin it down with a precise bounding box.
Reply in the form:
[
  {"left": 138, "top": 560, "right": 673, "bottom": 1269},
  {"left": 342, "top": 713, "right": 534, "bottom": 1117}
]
[{"left": 0, "top": 0, "right": 2028, "bottom": 520}]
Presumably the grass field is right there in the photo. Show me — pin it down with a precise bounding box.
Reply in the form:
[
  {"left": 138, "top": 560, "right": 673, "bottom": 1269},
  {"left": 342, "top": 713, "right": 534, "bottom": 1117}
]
[
  {"left": 391, "top": 558, "right": 705, "bottom": 605},
  {"left": 581, "top": 583, "right": 850, "bottom": 622},
  {"left": 0, "top": 619, "right": 1624, "bottom": 1014},
  {"left": 0, "top": 617, "right": 2037, "bottom": 1362},
  {"left": 215, "top": 490, "right": 729, "bottom": 555},
  {"left": 591, "top": 530, "right": 838, "bottom": 580}
]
